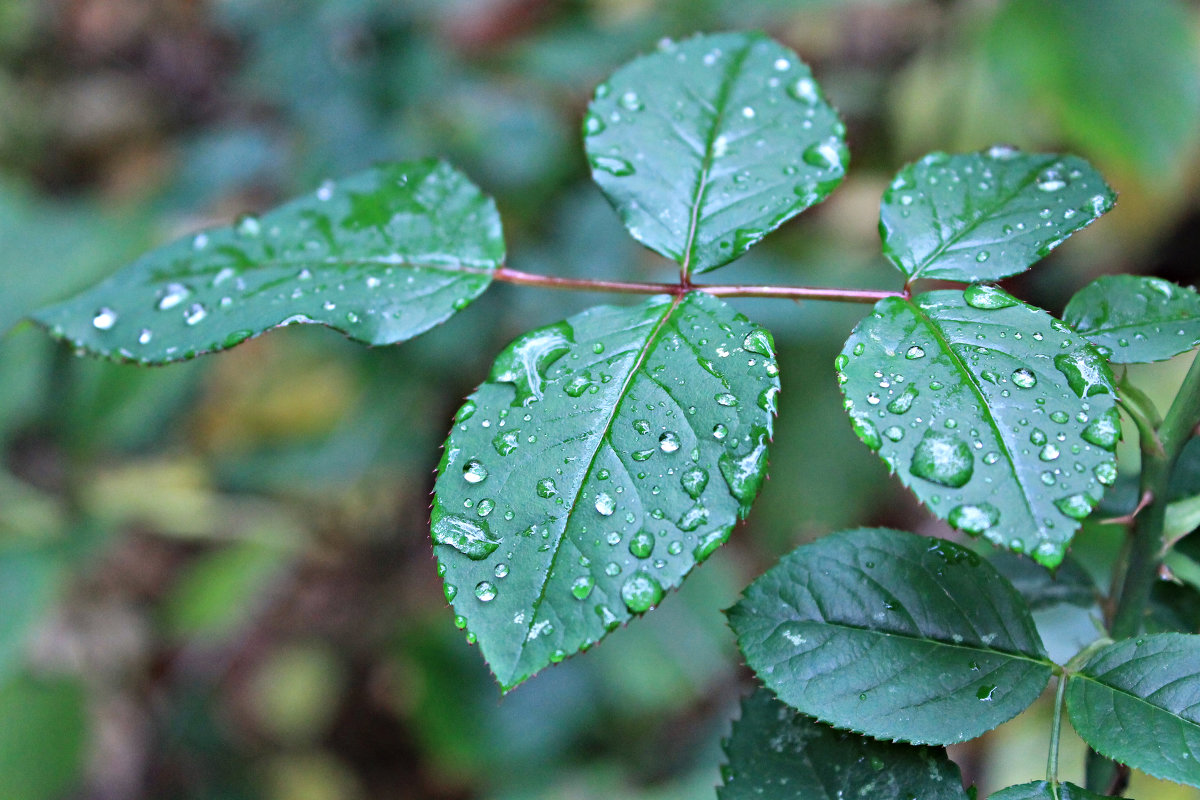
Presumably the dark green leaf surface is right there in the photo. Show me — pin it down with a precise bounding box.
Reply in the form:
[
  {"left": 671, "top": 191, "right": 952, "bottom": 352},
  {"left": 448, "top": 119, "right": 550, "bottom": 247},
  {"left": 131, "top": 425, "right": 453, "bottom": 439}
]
[
  {"left": 718, "top": 689, "right": 969, "bottom": 800},
  {"left": 585, "top": 32, "right": 846, "bottom": 276},
  {"left": 839, "top": 289, "right": 1121, "bottom": 567},
  {"left": 988, "top": 552, "right": 1097, "bottom": 611},
  {"left": 990, "top": 781, "right": 1115, "bottom": 800},
  {"left": 728, "top": 528, "right": 1052, "bottom": 745},
  {"left": 880, "top": 149, "right": 1113, "bottom": 283},
  {"left": 1063, "top": 276, "right": 1200, "bottom": 364},
  {"left": 1066, "top": 633, "right": 1200, "bottom": 787},
  {"left": 33, "top": 159, "right": 503, "bottom": 363},
  {"left": 432, "top": 291, "right": 779, "bottom": 690}
]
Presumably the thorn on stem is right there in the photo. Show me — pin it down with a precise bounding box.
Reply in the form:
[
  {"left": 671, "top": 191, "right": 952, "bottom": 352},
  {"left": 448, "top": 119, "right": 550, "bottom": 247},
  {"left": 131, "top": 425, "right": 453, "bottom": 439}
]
[{"left": 1099, "top": 490, "right": 1153, "bottom": 526}]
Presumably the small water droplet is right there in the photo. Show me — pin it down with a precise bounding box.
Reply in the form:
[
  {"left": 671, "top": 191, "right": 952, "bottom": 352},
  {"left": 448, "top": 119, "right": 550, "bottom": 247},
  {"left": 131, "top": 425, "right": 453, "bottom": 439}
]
[
  {"left": 137, "top": 328, "right": 152, "bottom": 344},
  {"left": 658, "top": 431, "right": 680, "bottom": 453},
  {"left": 1039, "top": 444, "right": 1061, "bottom": 461},
  {"left": 571, "top": 575, "right": 595, "bottom": 600},
  {"left": 1094, "top": 461, "right": 1117, "bottom": 486},
  {"left": 949, "top": 503, "right": 1000, "bottom": 535},
  {"left": 715, "top": 392, "right": 738, "bottom": 407},
  {"left": 1081, "top": 407, "right": 1120, "bottom": 450},
  {"left": 802, "top": 140, "right": 842, "bottom": 170},
  {"left": 887, "top": 386, "right": 920, "bottom": 415},
  {"left": 184, "top": 303, "right": 208, "bottom": 326},
  {"left": 977, "top": 684, "right": 998, "bottom": 701},
  {"left": 316, "top": 180, "right": 334, "bottom": 201},
  {"left": 157, "top": 282, "right": 191, "bottom": 311},
  {"left": 1011, "top": 368, "right": 1037, "bottom": 389},
  {"left": 583, "top": 112, "right": 605, "bottom": 136},
  {"left": 494, "top": 562, "right": 509, "bottom": 578},
  {"left": 92, "top": 308, "right": 118, "bottom": 330},
  {"left": 1036, "top": 168, "right": 1068, "bottom": 192},
  {"left": 1055, "top": 493, "right": 1094, "bottom": 520},
  {"left": 235, "top": 213, "right": 262, "bottom": 237},
  {"left": 475, "top": 581, "right": 497, "bottom": 602},
  {"left": 595, "top": 492, "right": 615, "bottom": 516},
  {"left": 536, "top": 478, "right": 557, "bottom": 498},
  {"left": 849, "top": 414, "right": 882, "bottom": 451},
  {"left": 787, "top": 77, "right": 819, "bottom": 104},
  {"left": 712, "top": 423, "right": 728, "bottom": 440},
  {"left": 432, "top": 515, "right": 499, "bottom": 560},
  {"left": 621, "top": 572, "right": 664, "bottom": 613},
  {"left": 591, "top": 155, "right": 635, "bottom": 177},
  {"left": 905, "top": 345, "right": 925, "bottom": 360},
  {"left": 628, "top": 530, "right": 655, "bottom": 559},
  {"left": 975, "top": 250, "right": 990, "bottom": 263}
]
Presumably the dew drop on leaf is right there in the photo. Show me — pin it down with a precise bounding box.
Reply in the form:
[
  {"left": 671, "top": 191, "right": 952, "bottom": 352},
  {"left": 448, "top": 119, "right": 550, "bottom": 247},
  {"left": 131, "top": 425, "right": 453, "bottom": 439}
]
[
  {"left": 948, "top": 503, "right": 1000, "bottom": 535},
  {"left": 680, "top": 467, "right": 709, "bottom": 499},
  {"left": 905, "top": 345, "right": 925, "bottom": 359},
  {"left": 1081, "top": 407, "right": 1120, "bottom": 450},
  {"left": 886, "top": 386, "right": 919, "bottom": 415},
  {"left": 594, "top": 492, "right": 615, "bottom": 516},
  {"left": 628, "top": 530, "right": 655, "bottom": 559},
  {"left": 1055, "top": 493, "right": 1095, "bottom": 520},
  {"left": 475, "top": 581, "right": 497, "bottom": 602},
  {"left": 1054, "top": 351, "right": 1112, "bottom": 398},
  {"left": 910, "top": 430, "right": 974, "bottom": 488},
  {"left": 590, "top": 155, "right": 635, "bottom": 177},
  {"left": 849, "top": 414, "right": 882, "bottom": 451},
  {"left": 1011, "top": 368, "right": 1037, "bottom": 389},
  {"left": 571, "top": 575, "right": 595, "bottom": 600},
  {"left": 620, "top": 572, "right": 664, "bottom": 613},
  {"left": 432, "top": 515, "right": 500, "bottom": 560},
  {"left": 658, "top": 431, "right": 681, "bottom": 452},
  {"left": 462, "top": 460, "right": 488, "bottom": 484},
  {"left": 91, "top": 308, "right": 117, "bottom": 330},
  {"left": 963, "top": 284, "right": 1018, "bottom": 310},
  {"left": 157, "top": 282, "right": 191, "bottom": 310}
]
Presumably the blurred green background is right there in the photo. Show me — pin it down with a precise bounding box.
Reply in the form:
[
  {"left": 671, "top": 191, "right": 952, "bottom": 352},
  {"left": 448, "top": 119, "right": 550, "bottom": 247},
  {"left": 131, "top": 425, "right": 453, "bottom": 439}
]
[{"left": 1, "top": 1, "right": 1198, "bottom": 798}]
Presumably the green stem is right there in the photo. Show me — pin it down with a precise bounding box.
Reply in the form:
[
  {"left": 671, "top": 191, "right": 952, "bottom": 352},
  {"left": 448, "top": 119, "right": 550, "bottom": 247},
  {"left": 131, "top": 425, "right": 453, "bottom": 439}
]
[{"left": 1046, "top": 673, "right": 1067, "bottom": 786}]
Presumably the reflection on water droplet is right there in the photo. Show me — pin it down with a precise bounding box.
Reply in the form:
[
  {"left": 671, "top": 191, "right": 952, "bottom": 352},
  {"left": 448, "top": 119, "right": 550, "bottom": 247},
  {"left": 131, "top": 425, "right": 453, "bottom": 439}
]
[
  {"left": 475, "top": 581, "right": 497, "bottom": 602},
  {"left": 184, "top": 303, "right": 208, "bottom": 326},
  {"left": 595, "top": 492, "right": 615, "bottom": 516},
  {"left": 462, "top": 460, "right": 488, "bottom": 483},
  {"left": 235, "top": 214, "right": 261, "bottom": 237},
  {"left": 743, "top": 329, "right": 775, "bottom": 357},
  {"left": 887, "top": 386, "right": 919, "bottom": 415},
  {"left": 591, "top": 155, "right": 635, "bottom": 176},
  {"left": 493, "top": 431, "right": 519, "bottom": 456},
  {"left": 1054, "top": 351, "right": 1112, "bottom": 398},
  {"left": 715, "top": 392, "right": 738, "bottom": 407},
  {"left": 1094, "top": 461, "right": 1117, "bottom": 486},
  {"left": 911, "top": 429, "right": 974, "bottom": 488},
  {"left": 659, "top": 431, "right": 680, "bottom": 453},
  {"left": 571, "top": 575, "right": 595, "bottom": 600},
  {"left": 621, "top": 572, "right": 664, "bottom": 613},
  {"left": 802, "top": 140, "right": 843, "bottom": 170},
  {"left": 1039, "top": 444, "right": 1060, "bottom": 462},
  {"left": 963, "top": 284, "right": 1018, "bottom": 310},
  {"left": 1011, "top": 368, "right": 1037, "bottom": 389},
  {"left": 884, "top": 426, "right": 904, "bottom": 442},
  {"left": 137, "top": 328, "right": 152, "bottom": 344},
  {"left": 1081, "top": 407, "right": 1120, "bottom": 450},
  {"left": 157, "top": 282, "right": 190, "bottom": 310},
  {"left": 432, "top": 515, "right": 499, "bottom": 560},
  {"left": 712, "top": 424, "right": 728, "bottom": 440},
  {"left": 536, "top": 478, "right": 557, "bottom": 498},
  {"left": 681, "top": 467, "right": 708, "bottom": 499},
  {"left": 628, "top": 530, "right": 654, "bottom": 559},
  {"left": 977, "top": 685, "right": 998, "bottom": 701},
  {"left": 850, "top": 414, "right": 882, "bottom": 451},
  {"left": 905, "top": 346, "right": 925, "bottom": 360},
  {"left": 444, "top": 583, "right": 457, "bottom": 602},
  {"left": 949, "top": 503, "right": 1000, "bottom": 535},
  {"left": 583, "top": 112, "right": 605, "bottom": 136},
  {"left": 1036, "top": 168, "right": 1067, "bottom": 192},
  {"left": 92, "top": 308, "right": 118, "bottom": 330},
  {"left": 788, "top": 77, "right": 819, "bottom": 104},
  {"left": 494, "top": 562, "right": 508, "bottom": 578},
  {"left": 1055, "top": 493, "right": 1094, "bottom": 520}
]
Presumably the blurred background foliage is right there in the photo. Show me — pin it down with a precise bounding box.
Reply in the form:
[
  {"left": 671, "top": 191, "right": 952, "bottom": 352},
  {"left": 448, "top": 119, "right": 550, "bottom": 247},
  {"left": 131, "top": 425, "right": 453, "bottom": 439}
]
[{"left": 0, "top": 1, "right": 1198, "bottom": 798}]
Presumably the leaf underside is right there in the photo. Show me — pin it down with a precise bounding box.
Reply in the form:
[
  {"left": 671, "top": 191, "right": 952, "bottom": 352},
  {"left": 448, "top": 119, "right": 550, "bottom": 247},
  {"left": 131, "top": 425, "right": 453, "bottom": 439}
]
[
  {"left": 33, "top": 159, "right": 504, "bottom": 363},
  {"left": 728, "top": 528, "right": 1052, "bottom": 746},
  {"left": 585, "top": 31, "right": 847, "bottom": 277},
  {"left": 1066, "top": 633, "right": 1200, "bottom": 788},
  {"left": 1063, "top": 275, "right": 1200, "bottom": 364},
  {"left": 880, "top": 149, "right": 1114, "bottom": 283},
  {"left": 432, "top": 291, "right": 779, "bottom": 690},
  {"left": 718, "top": 688, "right": 969, "bottom": 800},
  {"left": 987, "top": 551, "right": 1098, "bottom": 611},
  {"left": 989, "top": 780, "right": 1116, "bottom": 800},
  {"left": 838, "top": 288, "right": 1121, "bottom": 567}
]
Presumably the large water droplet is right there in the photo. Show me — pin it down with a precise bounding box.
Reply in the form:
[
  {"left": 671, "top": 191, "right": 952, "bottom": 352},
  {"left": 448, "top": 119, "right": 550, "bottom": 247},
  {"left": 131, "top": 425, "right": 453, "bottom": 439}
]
[
  {"left": 536, "top": 478, "right": 557, "bottom": 498},
  {"left": 963, "top": 285, "right": 1018, "bottom": 310},
  {"left": 621, "top": 572, "right": 664, "bottom": 614},
  {"left": 490, "top": 323, "right": 573, "bottom": 406},
  {"left": 594, "top": 492, "right": 615, "bottom": 516},
  {"left": 1011, "top": 368, "right": 1037, "bottom": 389},
  {"left": 743, "top": 329, "right": 775, "bottom": 357},
  {"left": 444, "top": 583, "right": 457, "bottom": 603},
  {"left": 157, "top": 282, "right": 191, "bottom": 311},
  {"left": 475, "top": 581, "right": 497, "bottom": 602},
  {"left": 462, "top": 459, "right": 488, "bottom": 484},
  {"left": 1054, "top": 350, "right": 1112, "bottom": 398},
  {"left": 628, "top": 530, "right": 655, "bottom": 559},
  {"left": 1055, "top": 493, "right": 1094, "bottom": 520},
  {"left": 849, "top": 414, "right": 882, "bottom": 451},
  {"left": 658, "top": 431, "right": 680, "bottom": 453},
  {"left": 905, "top": 345, "right": 925, "bottom": 360},
  {"left": 92, "top": 308, "right": 118, "bottom": 330},
  {"left": 719, "top": 426, "right": 769, "bottom": 503},
  {"left": 949, "top": 503, "right": 1000, "bottom": 535},
  {"left": 887, "top": 386, "right": 919, "bottom": 415},
  {"left": 680, "top": 467, "right": 709, "bottom": 499},
  {"left": 493, "top": 431, "right": 519, "bottom": 456},
  {"left": 1094, "top": 461, "right": 1117, "bottom": 486},
  {"left": 432, "top": 515, "right": 500, "bottom": 560},
  {"left": 571, "top": 575, "right": 595, "bottom": 600},
  {"left": 1080, "top": 406, "right": 1120, "bottom": 450},
  {"left": 911, "top": 430, "right": 974, "bottom": 487}
]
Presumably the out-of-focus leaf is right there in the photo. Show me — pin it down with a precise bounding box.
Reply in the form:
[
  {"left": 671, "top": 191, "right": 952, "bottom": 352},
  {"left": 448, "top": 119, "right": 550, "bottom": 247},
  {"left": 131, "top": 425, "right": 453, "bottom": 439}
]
[
  {"left": 881, "top": 149, "right": 1113, "bottom": 283},
  {"left": 1064, "top": 276, "right": 1200, "bottom": 364},
  {"left": 585, "top": 32, "right": 846, "bottom": 276},
  {"left": 990, "top": 781, "right": 1116, "bottom": 800},
  {"left": 0, "top": 674, "right": 88, "bottom": 800},
  {"left": 164, "top": 542, "right": 290, "bottom": 638},
  {"left": 988, "top": 552, "right": 1097, "bottom": 611},
  {"left": 34, "top": 160, "right": 503, "bottom": 363}
]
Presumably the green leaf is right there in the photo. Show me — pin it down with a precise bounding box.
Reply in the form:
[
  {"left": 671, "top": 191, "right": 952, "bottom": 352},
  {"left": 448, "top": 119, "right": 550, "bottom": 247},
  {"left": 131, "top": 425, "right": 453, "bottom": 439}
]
[
  {"left": 1166, "top": 493, "right": 1200, "bottom": 542},
  {"left": 1066, "top": 633, "right": 1200, "bottom": 788},
  {"left": 1063, "top": 276, "right": 1200, "bottom": 364},
  {"left": 432, "top": 291, "right": 779, "bottom": 690},
  {"left": 585, "top": 32, "right": 846, "bottom": 277},
  {"left": 838, "top": 288, "right": 1121, "bottom": 567},
  {"left": 0, "top": 549, "right": 63, "bottom": 683},
  {"left": 988, "top": 552, "right": 1097, "bottom": 611},
  {"left": 990, "top": 781, "right": 1116, "bottom": 800},
  {"left": 880, "top": 149, "right": 1113, "bottom": 283},
  {"left": 32, "top": 159, "right": 503, "bottom": 364},
  {"left": 727, "top": 528, "right": 1053, "bottom": 745},
  {"left": 718, "top": 689, "right": 969, "bottom": 800}
]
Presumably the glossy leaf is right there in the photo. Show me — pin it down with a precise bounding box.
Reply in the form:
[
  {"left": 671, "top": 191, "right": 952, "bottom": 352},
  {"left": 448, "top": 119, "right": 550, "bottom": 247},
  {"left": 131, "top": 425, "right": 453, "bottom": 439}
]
[
  {"left": 1066, "top": 633, "right": 1200, "bottom": 787},
  {"left": 988, "top": 552, "right": 1097, "bottom": 611},
  {"left": 585, "top": 32, "right": 846, "bottom": 277},
  {"left": 432, "top": 291, "right": 779, "bottom": 690},
  {"left": 990, "top": 781, "right": 1115, "bottom": 800},
  {"left": 718, "top": 689, "right": 969, "bottom": 800},
  {"left": 33, "top": 159, "right": 503, "bottom": 363},
  {"left": 728, "top": 528, "right": 1053, "bottom": 745},
  {"left": 880, "top": 149, "right": 1113, "bottom": 283},
  {"left": 838, "top": 288, "right": 1121, "bottom": 567},
  {"left": 1063, "top": 276, "right": 1200, "bottom": 364}
]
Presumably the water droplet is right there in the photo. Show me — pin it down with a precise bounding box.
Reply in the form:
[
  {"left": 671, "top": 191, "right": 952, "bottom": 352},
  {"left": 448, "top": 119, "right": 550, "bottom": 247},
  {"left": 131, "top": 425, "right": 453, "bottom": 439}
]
[
  {"left": 949, "top": 503, "right": 1000, "bottom": 535},
  {"left": 1054, "top": 350, "right": 1112, "bottom": 398},
  {"left": 432, "top": 515, "right": 500, "bottom": 560},
  {"left": 571, "top": 575, "right": 595, "bottom": 600},
  {"left": 977, "top": 684, "right": 998, "bottom": 701},
  {"left": 850, "top": 414, "right": 882, "bottom": 451},
  {"left": 476, "top": 498, "right": 495, "bottom": 517},
  {"left": 681, "top": 467, "right": 709, "bottom": 499},
  {"left": 583, "top": 112, "right": 605, "bottom": 136},
  {"left": 604, "top": 562, "right": 621, "bottom": 577},
  {"left": 719, "top": 426, "right": 769, "bottom": 503},
  {"left": 235, "top": 213, "right": 262, "bottom": 237},
  {"left": 1011, "top": 368, "right": 1037, "bottom": 389},
  {"left": 633, "top": 419, "right": 651, "bottom": 435},
  {"left": 631, "top": 449, "right": 654, "bottom": 462},
  {"left": 591, "top": 155, "right": 635, "bottom": 176},
  {"left": 192, "top": 232, "right": 209, "bottom": 250},
  {"left": 444, "top": 583, "right": 457, "bottom": 603},
  {"left": 911, "top": 430, "right": 974, "bottom": 488},
  {"left": 787, "top": 77, "right": 819, "bottom": 104},
  {"left": 1039, "top": 444, "right": 1061, "bottom": 461},
  {"left": 712, "top": 424, "right": 728, "bottom": 440},
  {"left": 975, "top": 250, "right": 990, "bottom": 263},
  {"left": 536, "top": 478, "right": 557, "bottom": 498},
  {"left": 1055, "top": 493, "right": 1094, "bottom": 520},
  {"left": 1094, "top": 461, "right": 1117, "bottom": 486},
  {"left": 741, "top": 106, "right": 756, "bottom": 119},
  {"left": 564, "top": 374, "right": 595, "bottom": 397},
  {"left": 743, "top": 329, "right": 775, "bottom": 357},
  {"left": 1081, "top": 407, "right": 1120, "bottom": 450},
  {"left": 493, "top": 431, "right": 519, "bottom": 456},
  {"left": 628, "top": 531, "right": 655, "bottom": 559},
  {"left": 1030, "top": 429, "right": 1048, "bottom": 446},
  {"left": 490, "top": 323, "right": 573, "bottom": 406},
  {"left": 884, "top": 426, "right": 904, "bottom": 442},
  {"left": 658, "top": 431, "right": 680, "bottom": 453},
  {"left": 621, "top": 572, "right": 664, "bottom": 613},
  {"left": 595, "top": 492, "right": 615, "bottom": 516},
  {"left": 1050, "top": 410, "right": 1069, "bottom": 424},
  {"left": 905, "top": 345, "right": 925, "bottom": 360},
  {"left": 802, "top": 140, "right": 842, "bottom": 170},
  {"left": 619, "top": 91, "right": 643, "bottom": 111},
  {"left": 715, "top": 392, "right": 738, "bottom": 407},
  {"left": 595, "top": 603, "right": 619, "bottom": 631},
  {"left": 184, "top": 303, "right": 208, "bottom": 326},
  {"left": 475, "top": 581, "right": 497, "bottom": 602},
  {"left": 91, "top": 308, "right": 118, "bottom": 330},
  {"left": 887, "top": 386, "right": 919, "bottom": 415},
  {"left": 963, "top": 284, "right": 1018, "bottom": 310},
  {"left": 462, "top": 460, "right": 488, "bottom": 484},
  {"left": 157, "top": 282, "right": 190, "bottom": 310},
  {"left": 494, "top": 563, "right": 509, "bottom": 578},
  {"left": 1036, "top": 168, "right": 1068, "bottom": 192},
  {"left": 455, "top": 401, "right": 476, "bottom": 423},
  {"left": 137, "top": 328, "right": 152, "bottom": 344}
]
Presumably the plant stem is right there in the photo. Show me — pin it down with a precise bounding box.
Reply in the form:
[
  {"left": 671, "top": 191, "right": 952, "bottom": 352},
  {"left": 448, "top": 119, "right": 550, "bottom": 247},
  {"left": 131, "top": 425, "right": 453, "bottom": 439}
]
[
  {"left": 492, "top": 266, "right": 903, "bottom": 303},
  {"left": 1046, "top": 674, "right": 1067, "bottom": 787}
]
